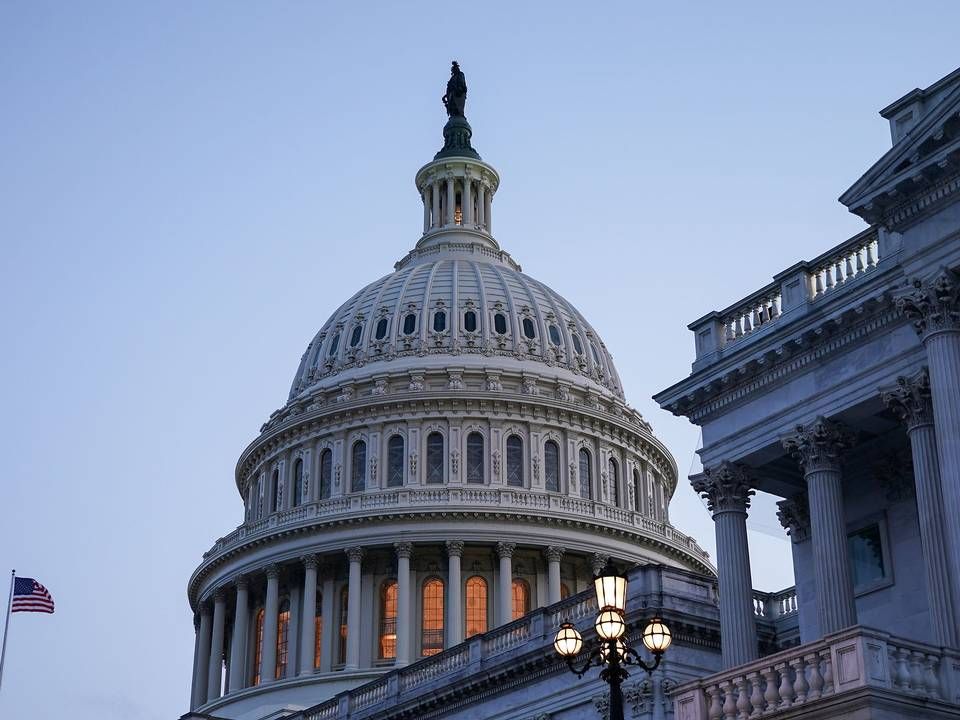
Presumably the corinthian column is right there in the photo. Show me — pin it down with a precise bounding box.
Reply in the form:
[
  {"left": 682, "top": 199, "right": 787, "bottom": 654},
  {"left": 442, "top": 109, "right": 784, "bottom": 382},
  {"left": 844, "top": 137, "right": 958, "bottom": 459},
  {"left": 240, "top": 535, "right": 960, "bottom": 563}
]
[
  {"left": 446, "top": 540, "right": 464, "bottom": 647},
  {"left": 260, "top": 564, "right": 280, "bottom": 683},
  {"left": 496, "top": 542, "right": 516, "bottom": 627},
  {"left": 206, "top": 589, "right": 227, "bottom": 701},
  {"left": 345, "top": 547, "right": 364, "bottom": 670},
  {"left": 228, "top": 576, "right": 249, "bottom": 692},
  {"left": 782, "top": 417, "right": 857, "bottom": 634},
  {"left": 693, "top": 463, "right": 758, "bottom": 667},
  {"left": 394, "top": 542, "right": 413, "bottom": 667},
  {"left": 299, "top": 555, "right": 320, "bottom": 676},
  {"left": 883, "top": 369, "right": 960, "bottom": 646},
  {"left": 776, "top": 495, "right": 818, "bottom": 644},
  {"left": 192, "top": 604, "right": 212, "bottom": 708},
  {"left": 445, "top": 176, "right": 456, "bottom": 226},
  {"left": 545, "top": 546, "right": 565, "bottom": 605}
]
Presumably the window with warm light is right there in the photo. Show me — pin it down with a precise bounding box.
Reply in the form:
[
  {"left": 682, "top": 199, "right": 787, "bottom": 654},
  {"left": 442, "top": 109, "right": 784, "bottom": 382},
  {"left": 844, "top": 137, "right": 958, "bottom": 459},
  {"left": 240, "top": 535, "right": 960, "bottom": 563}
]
[
  {"left": 426, "top": 432, "right": 444, "bottom": 484},
  {"left": 454, "top": 192, "right": 462, "bottom": 225},
  {"left": 319, "top": 449, "right": 332, "bottom": 499},
  {"left": 465, "top": 576, "right": 488, "bottom": 638},
  {"left": 511, "top": 578, "right": 530, "bottom": 620},
  {"left": 579, "top": 449, "right": 592, "bottom": 500},
  {"left": 506, "top": 435, "right": 523, "bottom": 487},
  {"left": 466, "top": 432, "right": 484, "bottom": 483},
  {"left": 561, "top": 583, "right": 571, "bottom": 600},
  {"left": 252, "top": 607, "right": 265, "bottom": 685},
  {"left": 313, "top": 597, "right": 323, "bottom": 670},
  {"left": 421, "top": 578, "right": 444, "bottom": 656},
  {"left": 293, "top": 458, "right": 304, "bottom": 506},
  {"left": 338, "top": 586, "right": 348, "bottom": 665},
  {"left": 351, "top": 440, "right": 366, "bottom": 493},
  {"left": 380, "top": 580, "right": 398, "bottom": 659},
  {"left": 387, "top": 435, "right": 404, "bottom": 487},
  {"left": 276, "top": 598, "right": 291, "bottom": 679},
  {"left": 544, "top": 440, "right": 560, "bottom": 492}
]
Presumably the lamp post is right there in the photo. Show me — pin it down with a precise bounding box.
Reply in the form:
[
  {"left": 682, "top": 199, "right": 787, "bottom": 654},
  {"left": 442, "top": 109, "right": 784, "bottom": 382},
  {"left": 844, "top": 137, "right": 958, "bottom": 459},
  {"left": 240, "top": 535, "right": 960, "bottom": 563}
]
[{"left": 554, "top": 563, "right": 671, "bottom": 720}]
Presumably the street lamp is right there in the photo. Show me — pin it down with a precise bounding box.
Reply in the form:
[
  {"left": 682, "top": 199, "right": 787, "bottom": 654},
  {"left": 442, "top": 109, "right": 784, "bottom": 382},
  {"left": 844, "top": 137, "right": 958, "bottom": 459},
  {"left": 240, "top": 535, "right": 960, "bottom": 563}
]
[{"left": 553, "top": 562, "right": 671, "bottom": 720}]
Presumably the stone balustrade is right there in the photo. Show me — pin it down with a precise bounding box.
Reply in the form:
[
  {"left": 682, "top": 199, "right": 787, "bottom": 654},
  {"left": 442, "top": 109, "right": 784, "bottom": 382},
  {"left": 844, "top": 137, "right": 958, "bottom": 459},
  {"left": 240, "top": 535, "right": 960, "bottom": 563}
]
[
  {"left": 752, "top": 587, "right": 798, "bottom": 619},
  {"left": 672, "top": 626, "right": 960, "bottom": 720},
  {"left": 720, "top": 284, "right": 782, "bottom": 348},
  {"left": 808, "top": 230, "right": 880, "bottom": 300}
]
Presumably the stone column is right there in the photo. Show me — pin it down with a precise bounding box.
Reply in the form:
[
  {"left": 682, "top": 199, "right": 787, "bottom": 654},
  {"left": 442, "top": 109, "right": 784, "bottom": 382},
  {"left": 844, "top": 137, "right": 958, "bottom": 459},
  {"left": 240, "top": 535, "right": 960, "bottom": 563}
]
[
  {"left": 394, "top": 542, "right": 413, "bottom": 667},
  {"left": 783, "top": 417, "right": 857, "bottom": 635},
  {"left": 446, "top": 540, "right": 464, "bottom": 647},
  {"left": 898, "top": 269, "right": 960, "bottom": 624},
  {"left": 776, "top": 495, "right": 818, "bottom": 644},
  {"left": 431, "top": 181, "right": 441, "bottom": 229},
  {"left": 483, "top": 185, "right": 492, "bottom": 234},
  {"left": 496, "top": 542, "right": 516, "bottom": 626},
  {"left": 206, "top": 589, "right": 227, "bottom": 702},
  {"left": 345, "top": 547, "right": 364, "bottom": 670},
  {"left": 545, "top": 546, "right": 565, "bottom": 605},
  {"left": 299, "top": 555, "right": 320, "bottom": 676},
  {"left": 477, "top": 183, "right": 486, "bottom": 229},
  {"left": 883, "top": 369, "right": 960, "bottom": 645},
  {"left": 445, "top": 176, "right": 456, "bottom": 226},
  {"left": 421, "top": 187, "right": 431, "bottom": 234},
  {"left": 462, "top": 177, "right": 473, "bottom": 227},
  {"left": 693, "top": 463, "right": 758, "bottom": 667},
  {"left": 192, "top": 605, "right": 212, "bottom": 708},
  {"left": 228, "top": 576, "right": 249, "bottom": 692},
  {"left": 260, "top": 564, "right": 280, "bottom": 683}
]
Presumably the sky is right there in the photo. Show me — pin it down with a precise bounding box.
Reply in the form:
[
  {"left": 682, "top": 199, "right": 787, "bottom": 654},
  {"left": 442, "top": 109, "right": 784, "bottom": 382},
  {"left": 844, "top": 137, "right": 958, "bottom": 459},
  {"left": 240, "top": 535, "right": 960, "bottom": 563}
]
[{"left": 1, "top": 2, "right": 957, "bottom": 719}]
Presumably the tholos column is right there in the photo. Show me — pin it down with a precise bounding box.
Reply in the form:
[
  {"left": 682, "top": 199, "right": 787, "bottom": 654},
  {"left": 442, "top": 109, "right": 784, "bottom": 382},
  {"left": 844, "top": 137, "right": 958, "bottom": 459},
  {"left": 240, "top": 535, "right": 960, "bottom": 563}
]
[
  {"left": 394, "top": 542, "right": 413, "bottom": 667},
  {"left": 497, "top": 542, "right": 516, "bottom": 626},
  {"left": 228, "top": 576, "right": 249, "bottom": 692},
  {"left": 421, "top": 187, "right": 431, "bottom": 234},
  {"left": 206, "top": 589, "right": 227, "bottom": 701},
  {"left": 445, "top": 176, "right": 456, "bottom": 226},
  {"left": 883, "top": 369, "right": 959, "bottom": 645},
  {"left": 477, "top": 184, "right": 486, "bottom": 230},
  {"left": 446, "top": 540, "right": 464, "bottom": 647},
  {"left": 192, "top": 605, "right": 212, "bottom": 708},
  {"left": 299, "top": 555, "right": 320, "bottom": 676},
  {"left": 483, "top": 187, "right": 491, "bottom": 234},
  {"left": 545, "top": 546, "right": 565, "bottom": 605},
  {"left": 898, "top": 269, "right": 960, "bottom": 629},
  {"left": 462, "top": 177, "right": 473, "bottom": 227},
  {"left": 431, "top": 181, "right": 441, "bottom": 229},
  {"left": 783, "top": 417, "right": 857, "bottom": 634},
  {"left": 345, "top": 547, "right": 364, "bottom": 670},
  {"left": 260, "top": 564, "right": 280, "bottom": 682},
  {"left": 693, "top": 462, "right": 758, "bottom": 667}
]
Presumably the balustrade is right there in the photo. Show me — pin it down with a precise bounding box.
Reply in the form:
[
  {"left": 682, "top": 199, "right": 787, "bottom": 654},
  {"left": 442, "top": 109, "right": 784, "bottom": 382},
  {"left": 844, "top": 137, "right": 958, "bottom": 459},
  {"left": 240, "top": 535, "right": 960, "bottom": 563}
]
[
  {"left": 809, "top": 231, "right": 879, "bottom": 299},
  {"left": 721, "top": 287, "right": 782, "bottom": 346}
]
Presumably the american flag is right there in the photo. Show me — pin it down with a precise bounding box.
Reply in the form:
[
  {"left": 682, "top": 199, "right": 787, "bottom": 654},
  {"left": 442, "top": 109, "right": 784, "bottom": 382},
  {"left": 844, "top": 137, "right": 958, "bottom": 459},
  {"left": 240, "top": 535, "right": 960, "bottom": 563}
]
[{"left": 11, "top": 577, "right": 55, "bottom": 614}]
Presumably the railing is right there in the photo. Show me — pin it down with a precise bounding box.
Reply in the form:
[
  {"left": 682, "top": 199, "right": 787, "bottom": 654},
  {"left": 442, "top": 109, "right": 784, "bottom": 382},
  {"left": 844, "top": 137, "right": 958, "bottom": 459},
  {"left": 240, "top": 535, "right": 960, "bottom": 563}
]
[
  {"left": 672, "top": 626, "right": 960, "bottom": 720},
  {"left": 752, "top": 587, "right": 798, "bottom": 619},
  {"left": 721, "top": 284, "right": 782, "bottom": 348},
  {"left": 398, "top": 645, "right": 469, "bottom": 692},
  {"left": 808, "top": 231, "right": 879, "bottom": 300},
  {"left": 482, "top": 616, "right": 533, "bottom": 657}
]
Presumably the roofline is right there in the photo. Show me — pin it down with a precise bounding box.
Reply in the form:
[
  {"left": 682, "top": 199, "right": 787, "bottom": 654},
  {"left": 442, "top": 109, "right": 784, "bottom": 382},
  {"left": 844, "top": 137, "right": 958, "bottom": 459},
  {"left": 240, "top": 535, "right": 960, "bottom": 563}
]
[{"left": 879, "top": 65, "right": 960, "bottom": 119}]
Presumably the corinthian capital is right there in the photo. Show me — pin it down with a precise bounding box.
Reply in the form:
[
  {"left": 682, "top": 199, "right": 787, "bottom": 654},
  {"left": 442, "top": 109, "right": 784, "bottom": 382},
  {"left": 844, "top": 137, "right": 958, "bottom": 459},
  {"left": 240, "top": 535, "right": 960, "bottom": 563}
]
[
  {"left": 544, "top": 546, "right": 566, "bottom": 563},
  {"left": 895, "top": 268, "right": 960, "bottom": 338},
  {"left": 881, "top": 368, "right": 934, "bottom": 429},
  {"left": 345, "top": 547, "right": 366, "bottom": 564},
  {"left": 496, "top": 542, "right": 516, "bottom": 559},
  {"left": 781, "top": 417, "right": 855, "bottom": 474},
  {"left": 394, "top": 542, "right": 414, "bottom": 559},
  {"left": 776, "top": 493, "right": 810, "bottom": 542},
  {"left": 445, "top": 540, "right": 465, "bottom": 558},
  {"left": 692, "top": 462, "right": 754, "bottom": 514}
]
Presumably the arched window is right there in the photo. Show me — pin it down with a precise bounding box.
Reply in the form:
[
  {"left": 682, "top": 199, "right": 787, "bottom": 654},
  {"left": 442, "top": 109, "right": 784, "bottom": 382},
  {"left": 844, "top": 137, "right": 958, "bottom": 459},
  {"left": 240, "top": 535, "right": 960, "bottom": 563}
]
[
  {"left": 380, "top": 580, "right": 398, "bottom": 659},
  {"left": 271, "top": 468, "right": 282, "bottom": 512},
  {"left": 338, "top": 586, "right": 349, "bottom": 665},
  {"left": 319, "top": 449, "right": 332, "bottom": 500},
  {"left": 349, "top": 325, "right": 363, "bottom": 347},
  {"left": 433, "top": 310, "right": 446, "bottom": 333},
  {"left": 276, "top": 598, "right": 291, "bottom": 679},
  {"left": 464, "top": 311, "right": 477, "bottom": 333},
  {"left": 544, "top": 440, "right": 560, "bottom": 492},
  {"left": 522, "top": 317, "right": 536, "bottom": 339},
  {"left": 633, "top": 468, "right": 643, "bottom": 512},
  {"left": 590, "top": 342, "right": 601, "bottom": 366},
  {"left": 313, "top": 596, "right": 323, "bottom": 670},
  {"left": 426, "top": 432, "right": 444, "bottom": 484},
  {"left": 252, "top": 607, "right": 265, "bottom": 685},
  {"left": 561, "top": 583, "right": 571, "bottom": 600},
  {"left": 493, "top": 313, "right": 507, "bottom": 335},
  {"left": 511, "top": 578, "right": 530, "bottom": 620},
  {"left": 375, "top": 317, "right": 389, "bottom": 340},
  {"left": 466, "top": 432, "right": 484, "bottom": 483},
  {"left": 548, "top": 324, "right": 562, "bottom": 346},
  {"left": 387, "top": 435, "right": 404, "bottom": 487},
  {"left": 609, "top": 458, "right": 620, "bottom": 507},
  {"left": 293, "top": 458, "right": 304, "bottom": 507},
  {"left": 402, "top": 313, "right": 417, "bottom": 335},
  {"left": 351, "top": 440, "right": 366, "bottom": 493},
  {"left": 328, "top": 333, "right": 340, "bottom": 357},
  {"left": 579, "top": 449, "right": 593, "bottom": 500},
  {"left": 465, "top": 576, "right": 488, "bottom": 638},
  {"left": 506, "top": 435, "right": 524, "bottom": 487},
  {"left": 572, "top": 333, "right": 584, "bottom": 355},
  {"left": 421, "top": 579, "right": 444, "bottom": 656}
]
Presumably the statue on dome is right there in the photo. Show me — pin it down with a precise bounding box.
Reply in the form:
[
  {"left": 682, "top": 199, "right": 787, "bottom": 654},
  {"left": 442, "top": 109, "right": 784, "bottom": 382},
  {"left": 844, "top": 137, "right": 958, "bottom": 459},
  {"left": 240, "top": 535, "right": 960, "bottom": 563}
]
[{"left": 442, "top": 61, "right": 467, "bottom": 118}]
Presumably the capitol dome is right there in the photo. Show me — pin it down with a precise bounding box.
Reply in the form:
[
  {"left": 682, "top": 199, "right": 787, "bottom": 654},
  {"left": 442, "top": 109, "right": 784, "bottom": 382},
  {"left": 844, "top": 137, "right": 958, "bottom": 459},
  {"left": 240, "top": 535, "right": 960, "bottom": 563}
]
[{"left": 185, "top": 70, "right": 712, "bottom": 720}]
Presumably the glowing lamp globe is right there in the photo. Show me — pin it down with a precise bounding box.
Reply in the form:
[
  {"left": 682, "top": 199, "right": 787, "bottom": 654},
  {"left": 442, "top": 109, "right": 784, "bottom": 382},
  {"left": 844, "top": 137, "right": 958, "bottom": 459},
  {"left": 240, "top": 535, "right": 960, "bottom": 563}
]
[
  {"left": 554, "top": 622, "right": 583, "bottom": 657},
  {"left": 641, "top": 617, "right": 672, "bottom": 654},
  {"left": 595, "top": 608, "right": 626, "bottom": 641},
  {"left": 594, "top": 563, "right": 627, "bottom": 613}
]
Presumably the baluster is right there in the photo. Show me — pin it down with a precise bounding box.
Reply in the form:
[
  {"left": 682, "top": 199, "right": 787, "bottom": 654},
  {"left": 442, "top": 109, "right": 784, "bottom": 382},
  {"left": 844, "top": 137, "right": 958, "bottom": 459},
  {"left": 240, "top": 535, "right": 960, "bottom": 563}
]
[
  {"left": 761, "top": 303, "right": 771, "bottom": 323},
  {"left": 735, "top": 676, "right": 750, "bottom": 720},
  {"left": 821, "top": 649, "right": 834, "bottom": 696},
  {"left": 855, "top": 246, "right": 865, "bottom": 273},
  {"left": 752, "top": 307, "right": 762, "bottom": 329},
  {"left": 866, "top": 241, "right": 876, "bottom": 268},
  {"left": 910, "top": 651, "right": 927, "bottom": 697},
  {"left": 777, "top": 661, "right": 794, "bottom": 708},
  {"left": 894, "top": 648, "right": 911, "bottom": 689},
  {"left": 825, "top": 266, "right": 834, "bottom": 290},
  {"left": 762, "top": 666, "right": 780, "bottom": 710},
  {"left": 790, "top": 656, "right": 808, "bottom": 704},
  {"left": 834, "top": 260, "right": 844, "bottom": 286},
  {"left": 725, "top": 321, "right": 735, "bottom": 342},
  {"left": 815, "top": 271, "right": 824, "bottom": 296},
  {"left": 734, "top": 316, "right": 744, "bottom": 338},
  {"left": 924, "top": 654, "right": 941, "bottom": 700},
  {"left": 720, "top": 680, "right": 737, "bottom": 720},
  {"left": 706, "top": 684, "right": 724, "bottom": 720},
  {"left": 805, "top": 653, "right": 823, "bottom": 701},
  {"left": 743, "top": 311, "right": 753, "bottom": 333},
  {"left": 747, "top": 671, "right": 763, "bottom": 718},
  {"left": 844, "top": 254, "right": 854, "bottom": 280}
]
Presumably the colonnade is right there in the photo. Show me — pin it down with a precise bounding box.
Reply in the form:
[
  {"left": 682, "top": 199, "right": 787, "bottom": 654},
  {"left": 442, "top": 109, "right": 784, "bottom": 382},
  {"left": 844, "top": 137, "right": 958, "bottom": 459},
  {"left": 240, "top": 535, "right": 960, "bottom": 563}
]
[{"left": 420, "top": 173, "right": 492, "bottom": 235}]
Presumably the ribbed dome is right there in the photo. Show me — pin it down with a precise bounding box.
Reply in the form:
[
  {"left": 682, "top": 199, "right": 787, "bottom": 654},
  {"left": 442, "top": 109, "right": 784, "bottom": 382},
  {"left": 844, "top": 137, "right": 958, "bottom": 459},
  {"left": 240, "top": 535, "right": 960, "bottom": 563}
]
[{"left": 288, "top": 245, "right": 624, "bottom": 403}]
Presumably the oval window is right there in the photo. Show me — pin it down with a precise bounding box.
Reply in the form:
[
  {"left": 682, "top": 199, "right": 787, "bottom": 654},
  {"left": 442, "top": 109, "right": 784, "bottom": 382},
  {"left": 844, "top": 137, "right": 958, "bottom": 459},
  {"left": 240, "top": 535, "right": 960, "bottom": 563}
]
[
  {"left": 403, "top": 313, "right": 417, "bottom": 335},
  {"left": 328, "top": 333, "right": 340, "bottom": 356},
  {"left": 433, "top": 311, "right": 446, "bottom": 333},
  {"left": 464, "top": 311, "right": 477, "bottom": 333},
  {"left": 590, "top": 342, "right": 601, "bottom": 365},
  {"left": 522, "top": 318, "right": 536, "bottom": 339},
  {"left": 350, "top": 325, "right": 363, "bottom": 347},
  {"left": 548, "top": 325, "right": 561, "bottom": 346},
  {"left": 494, "top": 313, "right": 507, "bottom": 335},
  {"left": 375, "top": 318, "right": 389, "bottom": 340},
  {"left": 572, "top": 333, "right": 584, "bottom": 355}
]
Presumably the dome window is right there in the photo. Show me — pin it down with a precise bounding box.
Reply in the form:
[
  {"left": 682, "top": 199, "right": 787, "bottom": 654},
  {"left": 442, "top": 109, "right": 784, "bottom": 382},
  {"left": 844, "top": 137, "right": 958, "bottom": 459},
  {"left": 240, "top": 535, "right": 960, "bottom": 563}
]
[
  {"left": 548, "top": 325, "right": 562, "bottom": 346},
  {"left": 328, "top": 333, "right": 340, "bottom": 357},
  {"left": 494, "top": 313, "right": 508, "bottom": 335},
  {"left": 433, "top": 311, "right": 447, "bottom": 333},
  {"left": 590, "top": 342, "right": 601, "bottom": 365},
  {"left": 403, "top": 313, "right": 417, "bottom": 335},
  {"left": 572, "top": 333, "right": 584, "bottom": 355},
  {"left": 349, "top": 325, "right": 363, "bottom": 348},
  {"left": 522, "top": 318, "right": 536, "bottom": 339},
  {"left": 464, "top": 311, "right": 477, "bottom": 333},
  {"left": 375, "top": 318, "right": 389, "bottom": 340}
]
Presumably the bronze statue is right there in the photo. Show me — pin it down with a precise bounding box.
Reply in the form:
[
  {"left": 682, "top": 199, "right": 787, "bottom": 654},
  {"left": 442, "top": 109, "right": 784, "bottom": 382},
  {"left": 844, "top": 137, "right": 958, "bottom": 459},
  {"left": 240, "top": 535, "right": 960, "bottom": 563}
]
[{"left": 442, "top": 61, "right": 467, "bottom": 118}]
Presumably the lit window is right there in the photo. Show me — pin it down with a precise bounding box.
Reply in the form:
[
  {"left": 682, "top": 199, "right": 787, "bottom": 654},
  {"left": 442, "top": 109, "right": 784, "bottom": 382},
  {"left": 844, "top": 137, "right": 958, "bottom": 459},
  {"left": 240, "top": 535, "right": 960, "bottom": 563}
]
[
  {"left": 319, "top": 449, "right": 332, "bottom": 499},
  {"left": 511, "top": 578, "right": 530, "bottom": 620},
  {"left": 293, "top": 458, "right": 304, "bottom": 506},
  {"left": 313, "top": 597, "right": 323, "bottom": 670},
  {"left": 252, "top": 607, "right": 265, "bottom": 685},
  {"left": 380, "top": 580, "right": 398, "bottom": 659},
  {"left": 328, "top": 333, "right": 340, "bottom": 356},
  {"left": 271, "top": 469, "right": 282, "bottom": 512},
  {"left": 338, "top": 586, "right": 348, "bottom": 665},
  {"left": 522, "top": 317, "right": 536, "bottom": 339},
  {"left": 494, "top": 313, "right": 507, "bottom": 335},
  {"left": 403, "top": 313, "right": 417, "bottom": 335},
  {"left": 467, "top": 432, "right": 484, "bottom": 483},
  {"left": 609, "top": 458, "right": 619, "bottom": 507},
  {"left": 544, "top": 441, "right": 560, "bottom": 492},
  {"left": 375, "top": 317, "right": 389, "bottom": 340},
  {"left": 464, "top": 311, "right": 477, "bottom": 333},
  {"left": 579, "top": 449, "right": 592, "bottom": 500},
  {"left": 848, "top": 524, "right": 887, "bottom": 590},
  {"left": 548, "top": 324, "right": 562, "bottom": 346},
  {"left": 560, "top": 583, "right": 571, "bottom": 600},
  {"left": 387, "top": 435, "right": 404, "bottom": 487},
  {"left": 427, "top": 432, "right": 444, "bottom": 484},
  {"left": 506, "top": 435, "right": 523, "bottom": 487},
  {"left": 572, "top": 333, "right": 584, "bottom": 355},
  {"left": 455, "top": 193, "right": 463, "bottom": 225},
  {"left": 276, "top": 598, "right": 291, "bottom": 679},
  {"left": 433, "top": 311, "right": 446, "bottom": 333},
  {"left": 465, "top": 576, "right": 488, "bottom": 638},
  {"left": 350, "top": 325, "right": 363, "bottom": 347},
  {"left": 351, "top": 440, "right": 366, "bottom": 493},
  {"left": 421, "top": 579, "right": 444, "bottom": 656}
]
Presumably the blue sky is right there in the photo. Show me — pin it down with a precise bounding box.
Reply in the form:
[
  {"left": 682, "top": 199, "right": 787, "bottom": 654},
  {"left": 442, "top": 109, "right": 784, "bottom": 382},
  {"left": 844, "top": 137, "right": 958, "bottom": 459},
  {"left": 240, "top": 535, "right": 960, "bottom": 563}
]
[{"left": 1, "top": 2, "right": 958, "bottom": 718}]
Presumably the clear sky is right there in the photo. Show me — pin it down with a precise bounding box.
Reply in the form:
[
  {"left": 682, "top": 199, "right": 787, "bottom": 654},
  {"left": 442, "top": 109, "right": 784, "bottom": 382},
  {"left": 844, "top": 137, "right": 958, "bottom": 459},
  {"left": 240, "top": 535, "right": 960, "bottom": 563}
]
[{"left": 1, "top": 2, "right": 957, "bottom": 718}]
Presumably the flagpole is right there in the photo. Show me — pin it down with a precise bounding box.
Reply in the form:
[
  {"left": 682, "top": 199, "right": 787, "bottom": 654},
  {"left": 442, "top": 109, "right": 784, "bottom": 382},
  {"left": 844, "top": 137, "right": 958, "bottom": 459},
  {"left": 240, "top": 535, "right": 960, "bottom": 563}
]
[{"left": 0, "top": 569, "right": 14, "bottom": 692}]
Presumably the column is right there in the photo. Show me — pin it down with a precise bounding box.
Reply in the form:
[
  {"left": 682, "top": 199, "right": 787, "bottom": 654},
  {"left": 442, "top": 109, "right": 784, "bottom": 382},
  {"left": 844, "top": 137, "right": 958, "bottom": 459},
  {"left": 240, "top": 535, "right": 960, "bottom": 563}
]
[
  {"left": 228, "top": 576, "right": 249, "bottom": 692},
  {"left": 483, "top": 186, "right": 492, "bottom": 234},
  {"left": 782, "top": 417, "right": 857, "bottom": 634},
  {"left": 206, "top": 589, "right": 227, "bottom": 702},
  {"left": 462, "top": 177, "right": 473, "bottom": 227},
  {"left": 421, "top": 187, "right": 431, "bottom": 234},
  {"left": 394, "top": 542, "right": 413, "bottom": 667},
  {"left": 445, "top": 176, "right": 456, "bottom": 226},
  {"left": 192, "top": 604, "right": 212, "bottom": 708},
  {"left": 345, "top": 547, "right": 364, "bottom": 670},
  {"left": 446, "top": 541, "right": 464, "bottom": 647},
  {"left": 496, "top": 542, "right": 515, "bottom": 626},
  {"left": 898, "top": 269, "right": 960, "bottom": 623},
  {"left": 883, "top": 369, "right": 960, "bottom": 645},
  {"left": 299, "top": 555, "right": 320, "bottom": 676},
  {"left": 431, "top": 181, "right": 441, "bottom": 229},
  {"left": 260, "top": 564, "right": 280, "bottom": 683},
  {"left": 693, "top": 462, "right": 758, "bottom": 667},
  {"left": 477, "top": 183, "right": 486, "bottom": 230},
  {"left": 545, "top": 546, "right": 565, "bottom": 605},
  {"left": 776, "top": 495, "right": 819, "bottom": 644}
]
